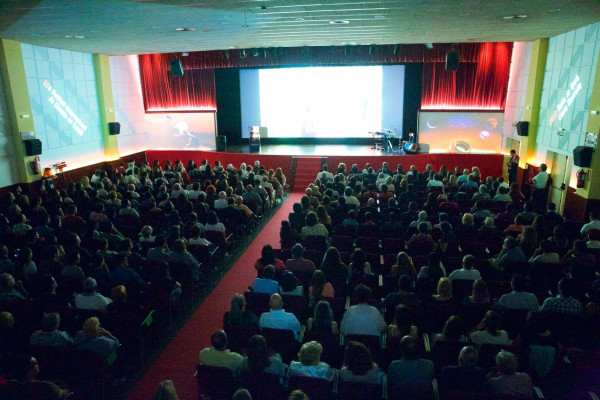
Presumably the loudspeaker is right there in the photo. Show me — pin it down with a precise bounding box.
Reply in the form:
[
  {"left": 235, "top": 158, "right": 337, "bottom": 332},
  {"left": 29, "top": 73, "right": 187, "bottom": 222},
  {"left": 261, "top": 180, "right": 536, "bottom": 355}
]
[
  {"left": 445, "top": 51, "right": 460, "bottom": 71},
  {"left": 403, "top": 142, "right": 421, "bottom": 154},
  {"left": 216, "top": 135, "right": 227, "bottom": 152},
  {"left": 24, "top": 139, "right": 42, "bottom": 156},
  {"left": 573, "top": 146, "right": 593, "bottom": 168},
  {"left": 516, "top": 121, "right": 529, "bottom": 136},
  {"left": 108, "top": 122, "right": 120, "bottom": 135},
  {"left": 169, "top": 58, "right": 184, "bottom": 76}
]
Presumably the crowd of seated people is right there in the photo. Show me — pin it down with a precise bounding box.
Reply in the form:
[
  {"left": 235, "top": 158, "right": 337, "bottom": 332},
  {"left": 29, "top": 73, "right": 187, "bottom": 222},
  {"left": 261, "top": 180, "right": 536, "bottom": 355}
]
[
  {"left": 202, "top": 161, "right": 600, "bottom": 399},
  {"left": 0, "top": 157, "right": 286, "bottom": 398}
]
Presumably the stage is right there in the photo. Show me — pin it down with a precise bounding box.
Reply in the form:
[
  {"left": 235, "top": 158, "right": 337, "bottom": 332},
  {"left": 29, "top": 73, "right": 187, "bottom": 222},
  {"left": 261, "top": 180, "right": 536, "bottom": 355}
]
[{"left": 145, "top": 145, "right": 506, "bottom": 182}]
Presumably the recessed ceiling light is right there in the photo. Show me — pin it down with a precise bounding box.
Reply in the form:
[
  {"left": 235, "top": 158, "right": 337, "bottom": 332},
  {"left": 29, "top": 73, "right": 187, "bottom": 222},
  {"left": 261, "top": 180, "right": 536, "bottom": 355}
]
[
  {"left": 65, "top": 35, "right": 73, "bottom": 38},
  {"left": 228, "top": 46, "right": 237, "bottom": 49},
  {"left": 89, "top": 29, "right": 99, "bottom": 33},
  {"left": 329, "top": 20, "right": 350, "bottom": 24},
  {"left": 30, "top": 33, "right": 40, "bottom": 37},
  {"left": 294, "top": 17, "right": 305, "bottom": 21},
  {"left": 74, "top": 35, "right": 85, "bottom": 39},
  {"left": 516, "top": 14, "right": 528, "bottom": 18},
  {"left": 374, "top": 15, "right": 386, "bottom": 19},
  {"left": 503, "top": 15, "right": 516, "bottom": 19},
  {"left": 152, "top": 26, "right": 161, "bottom": 29},
  {"left": 175, "top": 27, "right": 195, "bottom": 31},
  {"left": 220, "top": 21, "right": 230, "bottom": 25},
  {"left": 548, "top": 8, "right": 562, "bottom": 13}
]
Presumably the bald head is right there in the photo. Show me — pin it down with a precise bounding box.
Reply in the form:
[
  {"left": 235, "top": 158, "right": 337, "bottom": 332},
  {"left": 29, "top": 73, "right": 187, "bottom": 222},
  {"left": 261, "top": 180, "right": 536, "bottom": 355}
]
[{"left": 270, "top": 294, "right": 283, "bottom": 310}]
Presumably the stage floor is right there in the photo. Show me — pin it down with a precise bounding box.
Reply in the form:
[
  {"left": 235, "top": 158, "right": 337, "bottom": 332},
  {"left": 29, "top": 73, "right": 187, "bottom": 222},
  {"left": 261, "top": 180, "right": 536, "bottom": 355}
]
[{"left": 226, "top": 144, "right": 404, "bottom": 156}]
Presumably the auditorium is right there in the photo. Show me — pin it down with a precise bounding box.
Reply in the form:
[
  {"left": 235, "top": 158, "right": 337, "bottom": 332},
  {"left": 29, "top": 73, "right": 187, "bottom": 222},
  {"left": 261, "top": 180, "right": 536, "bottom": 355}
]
[{"left": 1, "top": 1, "right": 600, "bottom": 399}]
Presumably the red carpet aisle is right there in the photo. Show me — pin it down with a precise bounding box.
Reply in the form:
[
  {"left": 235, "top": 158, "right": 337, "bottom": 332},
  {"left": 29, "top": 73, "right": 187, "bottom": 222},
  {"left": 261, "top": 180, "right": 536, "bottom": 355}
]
[
  {"left": 293, "top": 156, "right": 323, "bottom": 191},
  {"left": 127, "top": 193, "right": 303, "bottom": 400}
]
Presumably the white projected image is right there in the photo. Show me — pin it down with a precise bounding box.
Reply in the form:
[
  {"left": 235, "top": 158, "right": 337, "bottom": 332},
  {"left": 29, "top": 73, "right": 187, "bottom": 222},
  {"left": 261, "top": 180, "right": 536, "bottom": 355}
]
[{"left": 259, "top": 66, "right": 382, "bottom": 138}]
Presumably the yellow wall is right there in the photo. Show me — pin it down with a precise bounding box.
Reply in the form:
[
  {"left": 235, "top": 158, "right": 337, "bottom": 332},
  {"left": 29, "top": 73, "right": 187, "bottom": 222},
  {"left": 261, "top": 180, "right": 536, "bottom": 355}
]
[
  {"left": 0, "top": 39, "right": 39, "bottom": 183},
  {"left": 93, "top": 54, "right": 120, "bottom": 161}
]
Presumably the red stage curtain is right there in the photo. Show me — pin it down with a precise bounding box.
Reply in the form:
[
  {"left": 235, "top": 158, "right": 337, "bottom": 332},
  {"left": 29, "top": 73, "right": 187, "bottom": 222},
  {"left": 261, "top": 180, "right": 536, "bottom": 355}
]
[
  {"left": 421, "top": 42, "right": 513, "bottom": 110},
  {"left": 139, "top": 54, "right": 216, "bottom": 112},
  {"left": 139, "top": 42, "right": 512, "bottom": 113}
]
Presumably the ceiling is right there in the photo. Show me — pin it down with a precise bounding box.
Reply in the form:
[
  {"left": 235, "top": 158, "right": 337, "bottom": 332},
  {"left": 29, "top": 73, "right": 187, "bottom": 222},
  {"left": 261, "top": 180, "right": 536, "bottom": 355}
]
[{"left": 1, "top": 0, "right": 599, "bottom": 56}]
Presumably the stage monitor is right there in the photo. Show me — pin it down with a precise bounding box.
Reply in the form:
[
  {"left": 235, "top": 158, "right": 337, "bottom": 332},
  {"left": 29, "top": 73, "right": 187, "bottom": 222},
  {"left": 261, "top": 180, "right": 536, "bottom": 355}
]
[
  {"left": 240, "top": 65, "right": 404, "bottom": 138},
  {"left": 418, "top": 111, "right": 503, "bottom": 153}
]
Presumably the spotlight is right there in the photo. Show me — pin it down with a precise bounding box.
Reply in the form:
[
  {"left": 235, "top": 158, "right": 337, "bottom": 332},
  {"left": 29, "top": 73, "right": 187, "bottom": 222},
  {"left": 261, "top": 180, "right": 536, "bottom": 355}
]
[
  {"left": 252, "top": 48, "right": 260, "bottom": 57},
  {"left": 393, "top": 44, "right": 401, "bottom": 55},
  {"left": 262, "top": 48, "right": 267, "bottom": 58},
  {"left": 221, "top": 50, "right": 229, "bottom": 60},
  {"left": 240, "top": 49, "right": 247, "bottom": 58},
  {"left": 425, "top": 43, "right": 434, "bottom": 49}
]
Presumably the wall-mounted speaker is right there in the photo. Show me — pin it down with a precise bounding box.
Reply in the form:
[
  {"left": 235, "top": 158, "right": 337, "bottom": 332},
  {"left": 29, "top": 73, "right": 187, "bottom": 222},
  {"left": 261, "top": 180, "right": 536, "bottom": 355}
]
[
  {"left": 445, "top": 51, "right": 460, "bottom": 71},
  {"left": 169, "top": 58, "right": 184, "bottom": 76},
  {"left": 108, "top": 122, "right": 120, "bottom": 135},
  {"left": 573, "top": 146, "right": 593, "bottom": 168},
  {"left": 24, "top": 139, "right": 42, "bottom": 156},
  {"left": 516, "top": 121, "right": 529, "bottom": 136}
]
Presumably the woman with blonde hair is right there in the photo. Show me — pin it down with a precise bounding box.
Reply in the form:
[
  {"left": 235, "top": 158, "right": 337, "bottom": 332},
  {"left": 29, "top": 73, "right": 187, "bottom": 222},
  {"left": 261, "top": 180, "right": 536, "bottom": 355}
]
[
  {"left": 471, "top": 166, "right": 481, "bottom": 183},
  {"left": 74, "top": 316, "right": 119, "bottom": 358},
  {"left": 289, "top": 341, "right": 335, "bottom": 380},
  {"left": 433, "top": 277, "right": 453, "bottom": 302}
]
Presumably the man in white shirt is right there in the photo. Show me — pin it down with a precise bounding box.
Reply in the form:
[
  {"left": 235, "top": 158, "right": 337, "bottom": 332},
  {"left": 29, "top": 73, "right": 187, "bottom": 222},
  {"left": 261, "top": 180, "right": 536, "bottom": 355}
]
[
  {"left": 259, "top": 294, "right": 301, "bottom": 340},
  {"left": 73, "top": 277, "right": 112, "bottom": 312},
  {"left": 581, "top": 210, "right": 600, "bottom": 238},
  {"left": 448, "top": 255, "right": 481, "bottom": 281},
  {"left": 341, "top": 285, "right": 386, "bottom": 337},
  {"left": 427, "top": 175, "right": 444, "bottom": 188},
  {"left": 531, "top": 163, "right": 549, "bottom": 210},
  {"left": 315, "top": 165, "right": 334, "bottom": 182},
  {"left": 214, "top": 191, "right": 228, "bottom": 210}
]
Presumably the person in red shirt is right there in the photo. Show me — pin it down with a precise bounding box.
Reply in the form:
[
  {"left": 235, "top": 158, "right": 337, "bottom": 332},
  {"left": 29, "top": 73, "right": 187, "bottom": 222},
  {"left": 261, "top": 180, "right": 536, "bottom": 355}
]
[{"left": 254, "top": 244, "right": 285, "bottom": 273}]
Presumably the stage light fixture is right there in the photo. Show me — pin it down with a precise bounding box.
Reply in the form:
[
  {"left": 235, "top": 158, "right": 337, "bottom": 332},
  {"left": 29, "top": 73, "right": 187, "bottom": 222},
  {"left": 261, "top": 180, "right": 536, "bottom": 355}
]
[
  {"left": 393, "top": 44, "right": 401, "bottom": 55},
  {"left": 252, "top": 48, "right": 260, "bottom": 57},
  {"left": 262, "top": 48, "right": 267, "bottom": 58},
  {"left": 240, "top": 49, "right": 247, "bottom": 58},
  {"left": 425, "top": 43, "right": 434, "bottom": 49},
  {"left": 369, "top": 45, "right": 377, "bottom": 55},
  {"left": 221, "top": 50, "right": 229, "bottom": 60}
]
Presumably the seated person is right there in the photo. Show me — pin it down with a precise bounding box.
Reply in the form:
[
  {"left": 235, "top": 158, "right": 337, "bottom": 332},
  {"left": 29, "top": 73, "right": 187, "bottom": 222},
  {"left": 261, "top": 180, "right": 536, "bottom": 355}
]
[
  {"left": 223, "top": 293, "right": 258, "bottom": 328},
  {"left": 238, "top": 334, "right": 287, "bottom": 381},
  {"left": 307, "top": 300, "right": 339, "bottom": 335},
  {"left": 431, "top": 315, "right": 466, "bottom": 349},
  {"left": 199, "top": 329, "right": 243, "bottom": 376},
  {"left": 448, "top": 254, "right": 481, "bottom": 281},
  {"left": 439, "top": 345, "right": 486, "bottom": 391},
  {"left": 339, "top": 341, "right": 381, "bottom": 384},
  {"left": 486, "top": 350, "right": 533, "bottom": 399},
  {"left": 388, "top": 335, "right": 434, "bottom": 389},
  {"left": 74, "top": 317, "right": 119, "bottom": 359},
  {"left": 279, "top": 271, "right": 303, "bottom": 296},
  {"left": 387, "top": 304, "right": 419, "bottom": 340},
  {"left": 285, "top": 243, "right": 316, "bottom": 274},
  {"left": 259, "top": 294, "right": 301, "bottom": 340},
  {"left": 541, "top": 277, "right": 583, "bottom": 314},
  {"left": 341, "top": 285, "right": 386, "bottom": 337},
  {"left": 30, "top": 312, "right": 73, "bottom": 350},
  {"left": 468, "top": 310, "right": 511, "bottom": 348},
  {"left": 288, "top": 341, "right": 335, "bottom": 381},
  {"left": 252, "top": 265, "right": 279, "bottom": 295},
  {"left": 73, "top": 277, "right": 112, "bottom": 312},
  {"left": 5, "top": 355, "right": 71, "bottom": 400},
  {"left": 496, "top": 274, "right": 539, "bottom": 310},
  {"left": 254, "top": 244, "right": 286, "bottom": 273}
]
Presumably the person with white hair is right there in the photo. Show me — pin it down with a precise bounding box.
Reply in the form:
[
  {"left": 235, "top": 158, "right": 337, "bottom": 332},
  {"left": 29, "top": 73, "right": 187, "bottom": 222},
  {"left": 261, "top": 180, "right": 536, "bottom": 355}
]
[
  {"left": 486, "top": 350, "right": 532, "bottom": 398},
  {"left": 73, "top": 277, "right": 112, "bottom": 312},
  {"left": 214, "top": 191, "right": 228, "bottom": 210}
]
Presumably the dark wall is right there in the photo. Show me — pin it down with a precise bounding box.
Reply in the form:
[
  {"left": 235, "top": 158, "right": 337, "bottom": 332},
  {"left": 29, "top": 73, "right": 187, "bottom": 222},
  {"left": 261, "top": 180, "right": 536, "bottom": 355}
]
[
  {"left": 403, "top": 63, "right": 423, "bottom": 142},
  {"left": 215, "top": 68, "right": 242, "bottom": 145}
]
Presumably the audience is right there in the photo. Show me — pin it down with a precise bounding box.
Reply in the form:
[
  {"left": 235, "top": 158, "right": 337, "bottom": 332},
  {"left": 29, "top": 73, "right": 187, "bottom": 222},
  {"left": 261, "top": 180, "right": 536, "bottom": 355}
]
[{"left": 199, "top": 329, "right": 243, "bottom": 376}]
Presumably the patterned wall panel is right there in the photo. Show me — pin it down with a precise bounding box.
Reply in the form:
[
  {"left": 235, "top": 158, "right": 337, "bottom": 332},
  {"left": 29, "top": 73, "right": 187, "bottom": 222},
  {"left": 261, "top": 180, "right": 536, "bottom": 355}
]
[
  {"left": 21, "top": 44, "right": 104, "bottom": 169},
  {"left": 537, "top": 22, "right": 600, "bottom": 155}
]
